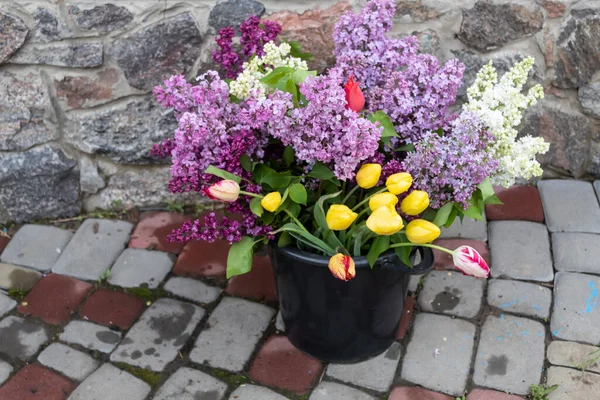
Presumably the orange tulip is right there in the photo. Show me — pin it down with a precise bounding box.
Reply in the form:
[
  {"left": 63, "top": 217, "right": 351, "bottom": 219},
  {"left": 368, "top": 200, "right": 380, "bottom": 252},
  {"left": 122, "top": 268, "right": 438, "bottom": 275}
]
[{"left": 328, "top": 253, "right": 356, "bottom": 281}]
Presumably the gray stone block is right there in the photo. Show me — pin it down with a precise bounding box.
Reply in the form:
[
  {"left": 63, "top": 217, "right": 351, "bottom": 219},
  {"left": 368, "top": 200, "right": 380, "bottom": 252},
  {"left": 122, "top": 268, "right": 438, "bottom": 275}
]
[
  {"left": 163, "top": 276, "right": 221, "bottom": 304},
  {"left": 538, "top": 180, "right": 600, "bottom": 233},
  {"left": 487, "top": 279, "right": 552, "bottom": 319},
  {"left": 473, "top": 315, "right": 545, "bottom": 395},
  {"left": 309, "top": 382, "right": 376, "bottom": 400},
  {"left": 552, "top": 232, "right": 600, "bottom": 273},
  {"left": 0, "top": 291, "right": 16, "bottom": 317},
  {"left": 53, "top": 219, "right": 133, "bottom": 281},
  {"left": 408, "top": 274, "right": 421, "bottom": 293},
  {"left": 0, "top": 316, "right": 49, "bottom": 360},
  {"left": 1, "top": 225, "right": 73, "bottom": 271},
  {"left": 440, "top": 215, "right": 487, "bottom": 240},
  {"left": 38, "top": 342, "right": 100, "bottom": 381},
  {"left": 552, "top": 272, "right": 600, "bottom": 344},
  {"left": 67, "top": 363, "right": 151, "bottom": 400},
  {"left": 489, "top": 221, "right": 553, "bottom": 282},
  {"left": 0, "top": 360, "right": 13, "bottom": 385},
  {"left": 401, "top": 313, "right": 475, "bottom": 396},
  {"left": 111, "top": 298, "right": 203, "bottom": 371},
  {"left": 108, "top": 248, "right": 173, "bottom": 289},
  {"left": 418, "top": 270, "right": 485, "bottom": 318},
  {"left": 547, "top": 366, "right": 600, "bottom": 400},
  {"left": 327, "top": 342, "right": 402, "bottom": 393},
  {"left": 154, "top": 367, "right": 227, "bottom": 400},
  {"left": 190, "top": 297, "right": 275, "bottom": 372},
  {"left": 60, "top": 320, "right": 121, "bottom": 353},
  {"left": 229, "top": 384, "right": 289, "bottom": 400},
  {"left": 548, "top": 341, "right": 600, "bottom": 374}
]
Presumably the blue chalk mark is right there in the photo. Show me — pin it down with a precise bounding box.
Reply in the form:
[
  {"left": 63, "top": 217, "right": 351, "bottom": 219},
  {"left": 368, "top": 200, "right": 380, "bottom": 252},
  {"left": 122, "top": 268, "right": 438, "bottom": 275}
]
[
  {"left": 516, "top": 321, "right": 522, "bottom": 327},
  {"left": 461, "top": 347, "right": 465, "bottom": 352},
  {"left": 532, "top": 305, "right": 541, "bottom": 311},
  {"left": 537, "top": 332, "right": 544, "bottom": 337},
  {"left": 465, "top": 335, "right": 472, "bottom": 339},
  {"left": 500, "top": 314, "right": 505, "bottom": 319},
  {"left": 499, "top": 300, "right": 517, "bottom": 309},
  {"left": 582, "top": 281, "right": 598, "bottom": 314},
  {"left": 497, "top": 336, "right": 504, "bottom": 341},
  {"left": 553, "top": 327, "right": 562, "bottom": 336},
  {"left": 521, "top": 331, "right": 529, "bottom": 336}
]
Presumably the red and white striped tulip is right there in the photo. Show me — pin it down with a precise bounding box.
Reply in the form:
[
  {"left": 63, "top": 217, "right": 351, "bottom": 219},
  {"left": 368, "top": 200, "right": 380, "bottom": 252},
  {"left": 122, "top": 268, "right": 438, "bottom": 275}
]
[
  {"left": 205, "top": 180, "right": 240, "bottom": 202},
  {"left": 328, "top": 253, "right": 356, "bottom": 282},
  {"left": 452, "top": 245, "right": 490, "bottom": 279}
]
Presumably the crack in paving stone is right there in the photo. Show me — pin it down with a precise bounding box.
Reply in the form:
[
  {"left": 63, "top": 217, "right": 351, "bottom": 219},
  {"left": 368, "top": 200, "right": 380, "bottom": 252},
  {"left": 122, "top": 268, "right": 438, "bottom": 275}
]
[
  {"left": 486, "top": 354, "right": 508, "bottom": 376},
  {"left": 95, "top": 330, "right": 120, "bottom": 344},
  {"left": 0, "top": 318, "right": 43, "bottom": 359},
  {"left": 431, "top": 287, "right": 461, "bottom": 312}
]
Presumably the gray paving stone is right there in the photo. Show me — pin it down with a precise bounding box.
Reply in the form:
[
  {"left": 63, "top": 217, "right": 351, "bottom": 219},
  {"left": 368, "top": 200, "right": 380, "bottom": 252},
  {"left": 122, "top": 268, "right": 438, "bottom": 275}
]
[
  {"left": 53, "top": 219, "right": 133, "bottom": 280},
  {"left": 60, "top": 320, "right": 121, "bottom": 353},
  {"left": 163, "top": 276, "right": 221, "bottom": 304},
  {"left": 408, "top": 274, "right": 421, "bottom": 293},
  {"left": 473, "top": 315, "right": 545, "bottom": 395},
  {"left": 108, "top": 248, "right": 173, "bottom": 289},
  {"left": 67, "top": 363, "right": 151, "bottom": 400},
  {"left": 275, "top": 310, "right": 285, "bottom": 332},
  {"left": 111, "top": 298, "right": 203, "bottom": 371},
  {"left": 0, "top": 263, "right": 41, "bottom": 290},
  {"left": 489, "top": 221, "right": 553, "bottom": 282},
  {"left": 538, "top": 180, "right": 600, "bottom": 233},
  {"left": 547, "top": 366, "right": 600, "bottom": 400},
  {"left": 0, "top": 360, "right": 13, "bottom": 385},
  {"left": 230, "top": 384, "right": 289, "bottom": 400},
  {"left": 154, "top": 367, "right": 228, "bottom": 400},
  {"left": 548, "top": 341, "right": 600, "bottom": 374},
  {"left": 487, "top": 279, "right": 552, "bottom": 319},
  {"left": 440, "top": 214, "right": 487, "bottom": 240},
  {"left": 552, "top": 272, "right": 600, "bottom": 344},
  {"left": 38, "top": 342, "right": 100, "bottom": 381},
  {"left": 190, "top": 297, "right": 275, "bottom": 372},
  {"left": 401, "top": 313, "right": 475, "bottom": 396},
  {"left": 0, "top": 291, "right": 16, "bottom": 317},
  {"left": 310, "top": 382, "right": 375, "bottom": 400},
  {"left": 595, "top": 180, "right": 600, "bottom": 200},
  {"left": 552, "top": 232, "right": 600, "bottom": 273},
  {"left": 0, "top": 316, "right": 49, "bottom": 360},
  {"left": 1, "top": 225, "right": 73, "bottom": 272},
  {"left": 327, "top": 342, "right": 402, "bottom": 392},
  {"left": 418, "top": 270, "right": 485, "bottom": 318}
]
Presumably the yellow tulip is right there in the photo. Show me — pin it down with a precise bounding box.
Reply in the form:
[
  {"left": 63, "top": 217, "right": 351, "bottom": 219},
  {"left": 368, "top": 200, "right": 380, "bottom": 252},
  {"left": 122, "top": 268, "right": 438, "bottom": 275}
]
[
  {"left": 366, "top": 205, "right": 404, "bottom": 235},
  {"left": 369, "top": 192, "right": 398, "bottom": 211},
  {"left": 356, "top": 163, "right": 382, "bottom": 189},
  {"left": 406, "top": 219, "right": 441, "bottom": 244},
  {"left": 328, "top": 253, "right": 356, "bottom": 281},
  {"left": 400, "top": 190, "right": 430, "bottom": 215},
  {"left": 386, "top": 172, "right": 413, "bottom": 195},
  {"left": 326, "top": 204, "right": 358, "bottom": 230},
  {"left": 261, "top": 192, "right": 282, "bottom": 212}
]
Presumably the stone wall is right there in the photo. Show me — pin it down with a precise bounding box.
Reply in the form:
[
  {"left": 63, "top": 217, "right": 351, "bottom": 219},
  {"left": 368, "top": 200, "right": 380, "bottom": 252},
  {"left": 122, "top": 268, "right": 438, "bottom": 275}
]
[{"left": 0, "top": 0, "right": 598, "bottom": 223}]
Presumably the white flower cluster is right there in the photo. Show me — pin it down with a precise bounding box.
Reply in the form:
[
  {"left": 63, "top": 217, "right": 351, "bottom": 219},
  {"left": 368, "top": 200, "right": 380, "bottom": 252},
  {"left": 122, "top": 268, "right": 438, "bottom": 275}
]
[
  {"left": 229, "top": 41, "right": 308, "bottom": 100},
  {"left": 464, "top": 57, "right": 549, "bottom": 187}
]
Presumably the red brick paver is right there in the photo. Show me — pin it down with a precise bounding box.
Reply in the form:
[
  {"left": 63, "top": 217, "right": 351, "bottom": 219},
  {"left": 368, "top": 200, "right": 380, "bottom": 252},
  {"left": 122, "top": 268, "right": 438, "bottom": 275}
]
[
  {"left": 485, "top": 185, "right": 544, "bottom": 222},
  {"left": 0, "top": 364, "right": 76, "bottom": 400},
  {"left": 249, "top": 335, "right": 323, "bottom": 395},
  {"left": 80, "top": 289, "right": 145, "bottom": 329},
  {"left": 18, "top": 274, "right": 93, "bottom": 325},
  {"left": 226, "top": 254, "right": 278, "bottom": 301},
  {"left": 128, "top": 211, "right": 191, "bottom": 254},
  {"left": 389, "top": 386, "right": 453, "bottom": 399},
  {"left": 173, "top": 239, "right": 230, "bottom": 280},
  {"left": 432, "top": 239, "right": 489, "bottom": 270},
  {"left": 467, "top": 389, "right": 524, "bottom": 400},
  {"left": 397, "top": 295, "right": 416, "bottom": 340},
  {"left": 0, "top": 236, "right": 10, "bottom": 254}
]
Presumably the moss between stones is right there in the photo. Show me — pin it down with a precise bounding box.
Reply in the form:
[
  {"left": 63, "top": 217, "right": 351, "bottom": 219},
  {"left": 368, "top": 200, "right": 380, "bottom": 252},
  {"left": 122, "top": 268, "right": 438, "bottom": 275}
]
[
  {"left": 125, "top": 287, "right": 168, "bottom": 303},
  {"left": 113, "top": 362, "right": 162, "bottom": 388},
  {"left": 205, "top": 368, "right": 249, "bottom": 387}
]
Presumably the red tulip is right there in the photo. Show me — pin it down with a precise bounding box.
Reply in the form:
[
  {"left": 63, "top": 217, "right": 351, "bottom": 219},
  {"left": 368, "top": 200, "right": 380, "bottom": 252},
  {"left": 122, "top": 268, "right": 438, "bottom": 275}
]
[
  {"left": 344, "top": 75, "right": 365, "bottom": 112},
  {"left": 328, "top": 253, "right": 356, "bottom": 281},
  {"left": 452, "top": 246, "right": 490, "bottom": 279}
]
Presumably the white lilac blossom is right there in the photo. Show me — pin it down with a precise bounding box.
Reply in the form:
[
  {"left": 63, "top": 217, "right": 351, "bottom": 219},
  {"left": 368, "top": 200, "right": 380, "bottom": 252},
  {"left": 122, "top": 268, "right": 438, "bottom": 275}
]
[{"left": 464, "top": 57, "right": 549, "bottom": 187}]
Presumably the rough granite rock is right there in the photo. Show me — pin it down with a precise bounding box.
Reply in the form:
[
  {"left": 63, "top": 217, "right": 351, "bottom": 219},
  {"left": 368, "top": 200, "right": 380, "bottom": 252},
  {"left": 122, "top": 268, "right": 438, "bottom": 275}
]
[
  {"left": 54, "top": 68, "right": 122, "bottom": 110},
  {"left": 579, "top": 82, "right": 600, "bottom": 119},
  {"left": 70, "top": 4, "right": 134, "bottom": 32},
  {"left": 0, "top": 11, "right": 28, "bottom": 64},
  {"left": 10, "top": 43, "right": 103, "bottom": 68},
  {"left": 110, "top": 12, "right": 202, "bottom": 90},
  {"left": 79, "top": 157, "right": 105, "bottom": 194},
  {"left": 458, "top": 1, "right": 544, "bottom": 52},
  {"left": 31, "top": 6, "right": 73, "bottom": 43},
  {"left": 209, "top": 0, "right": 266, "bottom": 32}
]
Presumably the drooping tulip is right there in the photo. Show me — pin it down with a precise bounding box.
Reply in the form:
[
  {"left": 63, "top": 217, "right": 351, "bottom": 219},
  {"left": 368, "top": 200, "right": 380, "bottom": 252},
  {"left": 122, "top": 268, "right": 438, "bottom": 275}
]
[
  {"left": 356, "top": 163, "right": 382, "bottom": 189},
  {"left": 452, "top": 245, "right": 490, "bottom": 279},
  {"left": 400, "top": 190, "right": 430, "bottom": 216},
  {"left": 366, "top": 204, "right": 404, "bottom": 235},
  {"left": 386, "top": 173, "right": 413, "bottom": 195},
  {"left": 369, "top": 192, "right": 398, "bottom": 211},
  {"left": 344, "top": 75, "right": 365, "bottom": 112},
  {"left": 261, "top": 192, "right": 282, "bottom": 212},
  {"left": 405, "top": 219, "right": 440, "bottom": 244},
  {"left": 205, "top": 180, "right": 240, "bottom": 202},
  {"left": 326, "top": 204, "right": 358, "bottom": 231},
  {"left": 328, "top": 253, "right": 356, "bottom": 281}
]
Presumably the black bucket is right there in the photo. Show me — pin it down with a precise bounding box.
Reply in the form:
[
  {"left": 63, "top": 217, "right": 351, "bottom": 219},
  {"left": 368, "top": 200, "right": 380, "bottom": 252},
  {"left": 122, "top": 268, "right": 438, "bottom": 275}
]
[{"left": 271, "top": 245, "right": 434, "bottom": 363}]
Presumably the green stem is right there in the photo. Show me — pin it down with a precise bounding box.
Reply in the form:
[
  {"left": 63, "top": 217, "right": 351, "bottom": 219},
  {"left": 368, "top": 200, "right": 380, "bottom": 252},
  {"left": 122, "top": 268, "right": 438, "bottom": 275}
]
[
  {"left": 283, "top": 209, "right": 310, "bottom": 233},
  {"left": 389, "top": 242, "right": 454, "bottom": 255},
  {"left": 352, "top": 188, "right": 387, "bottom": 211},
  {"left": 342, "top": 185, "right": 360, "bottom": 204},
  {"left": 239, "top": 190, "right": 263, "bottom": 198}
]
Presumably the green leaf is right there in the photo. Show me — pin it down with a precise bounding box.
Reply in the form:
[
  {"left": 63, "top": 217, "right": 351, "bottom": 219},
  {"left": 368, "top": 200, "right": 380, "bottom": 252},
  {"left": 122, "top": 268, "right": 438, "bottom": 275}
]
[
  {"left": 240, "top": 155, "right": 252, "bottom": 172},
  {"left": 367, "top": 236, "right": 390, "bottom": 268},
  {"left": 204, "top": 165, "right": 242, "bottom": 184},
  {"left": 461, "top": 204, "right": 483, "bottom": 221},
  {"left": 314, "top": 191, "right": 343, "bottom": 232},
  {"left": 394, "top": 245, "right": 413, "bottom": 268},
  {"left": 352, "top": 225, "right": 369, "bottom": 257},
  {"left": 444, "top": 206, "right": 459, "bottom": 228},
  {"left": 287, "top": 201, "right": 301, "bottom": 218},
  {"left": 484, "top": 194, "right": 503, "bottom": 205},
  {"left": 291, "top": 70, "right": 317, "bottom": 85},
  {"left": 260, "top": 67, "right": 295, "bottom": 85},
  {"left": 323, "top": 230, "right": 344, "bottom": 252},
  {"left": 395, "top": 144, "right": 416, "bottom": 152},
  {"left": 278, "top": 231, "right": 292, "bottom": 247},
  {"left": 249, "top": 197, "right": 264, "bottom": 217},
  {"left": 275, "top": 223, "right": 335, "bottom": 255},
  {"left": 261, "top": 211, "right": 275, "bottom": 225},
  {"left": 289, "top": 183, "right": 307, "bottom": 205},
  {"left": 285, "top": 78, "right": 298, "bottom": 106},
  {"left": 282, "top": 146, "right": 294, "bottom": 167},
  {"left": 368, "top": 111, "right": 399, "bottom": 146},
  {"left": 308, "top": 162, "right": 336, "bottom": 180},
  {"left": 261, "top": 170, "right": 296, "bottom": 189},
  {"left": 432, "top": 202, "right": 455, "bottom": 226},
  {"left": 286, "top": 41, "right": 314, "bottom": 61},
  {"left": 477, "top": 177, "right": 495, "bottom": 201},
  {"left": 226, "top": 237, "right": 254, "bottom": 279}
]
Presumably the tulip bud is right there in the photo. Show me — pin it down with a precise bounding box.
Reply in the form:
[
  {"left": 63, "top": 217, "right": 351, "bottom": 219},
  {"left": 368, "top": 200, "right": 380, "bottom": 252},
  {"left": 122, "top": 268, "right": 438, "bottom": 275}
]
[
  {"left": 386, "top": 173, "right": 413, "bottom": 195},
  {"left": 453, "top": 246, "right": 490, "bottom": 279},
  {"left": 205, "top": 180, "right": 240, "bottom": 202},
  {"left": 369, "top": 192, "right": 398, "bottom": 212},
  {"left": 366, "top": 205, "right": 404, "bottom": 236},
  {"left": 400, "top": 190, "right": 430, "bottom": 216},
  {"left": 344, "top": 75, "right": 365, "bottom": 112},
  {"left": 326, "top": 204, "right": 358, "bottom": 231},
  {"left": 405, "top": 219, "right": 440, "bottom": 244},
  {"left": 356, "top": 163, "right": 382, "bottom": 189},
  {"left": 328, "top": 253, "right": 356, "bottom": 281},
  {"left": 261, "top": 192, "right": 282, "bottom": 212}
]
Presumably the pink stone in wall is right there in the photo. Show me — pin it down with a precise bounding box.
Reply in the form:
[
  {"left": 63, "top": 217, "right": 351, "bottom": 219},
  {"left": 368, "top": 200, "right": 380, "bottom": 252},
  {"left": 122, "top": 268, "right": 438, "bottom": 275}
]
[{"left": 539, "top": 0, "right": 566, "bottom": 18}]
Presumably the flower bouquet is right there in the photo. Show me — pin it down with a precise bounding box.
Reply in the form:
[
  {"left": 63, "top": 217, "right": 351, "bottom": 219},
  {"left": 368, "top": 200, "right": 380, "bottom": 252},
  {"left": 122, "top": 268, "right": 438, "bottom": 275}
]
[{"left": 153, "top": 0, "right": 548, "bottom": 361}]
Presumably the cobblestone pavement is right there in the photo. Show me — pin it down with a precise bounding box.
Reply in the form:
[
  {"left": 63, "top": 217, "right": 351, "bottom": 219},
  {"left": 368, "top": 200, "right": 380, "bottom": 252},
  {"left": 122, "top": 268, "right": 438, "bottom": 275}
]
[{"left": 0, "top": 180, "right": 599, "bottom": 399}]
